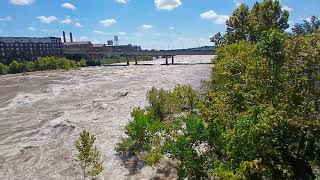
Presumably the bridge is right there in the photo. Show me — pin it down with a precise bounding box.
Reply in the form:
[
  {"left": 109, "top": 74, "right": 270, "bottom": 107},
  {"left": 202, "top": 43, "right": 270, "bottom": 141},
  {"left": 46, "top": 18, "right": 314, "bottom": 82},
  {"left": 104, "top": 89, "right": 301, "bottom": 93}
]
[{"left": 64, "top": 49, "right": 214, "bottom": 65}]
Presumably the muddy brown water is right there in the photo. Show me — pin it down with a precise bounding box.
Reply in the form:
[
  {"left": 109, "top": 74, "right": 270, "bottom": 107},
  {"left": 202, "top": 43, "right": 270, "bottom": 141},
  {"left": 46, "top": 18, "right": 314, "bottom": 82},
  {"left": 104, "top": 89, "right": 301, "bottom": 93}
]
[{"left": 0, "top": 55, "right": 213, "bottom": 179}]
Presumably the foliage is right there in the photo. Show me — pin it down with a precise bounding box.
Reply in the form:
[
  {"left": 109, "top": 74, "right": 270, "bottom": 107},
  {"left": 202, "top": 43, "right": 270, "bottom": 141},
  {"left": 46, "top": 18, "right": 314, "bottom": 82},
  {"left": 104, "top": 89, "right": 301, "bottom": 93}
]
[
  {"left": 99, "top": 55, "right": 152, "bottom": 65},
  {"left": 292, "top": 16, "right": 320, "bottom": 35},
  {"left": 9, "top": 60, "right": 24, "bottom": 74},
  {"left": 224, "top": 0, "right": 289, "bottom": 44},
  {"left": 77, "top": 58, "right": 87, "bottom": 67},
  {"left": 75, "top": 130, "right": 104, "bottom": 179},
  {"left": 225, "top": 4, "right": 250, "bottom": 44},
  {"left": 147, "top": 85, "right": 198, "bottom": 121},
  {"left": 116, "top": 1, "right": 319, "bottom": 179},
  {"left": 0, "top": 63, "right": 9, "bottom": 75},
  {"left": 210, "top": 32, "right": 225, "bottom": 46},
  {"left": 0, "top": 57, "right": 83, "bottom": 76}
]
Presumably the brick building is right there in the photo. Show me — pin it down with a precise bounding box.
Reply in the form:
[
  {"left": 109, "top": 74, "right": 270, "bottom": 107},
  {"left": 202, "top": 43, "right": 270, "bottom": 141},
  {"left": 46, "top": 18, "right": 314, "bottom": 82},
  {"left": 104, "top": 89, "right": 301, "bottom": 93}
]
[{"left": 0, "top": 37, "right": 63, "bottom": 63}]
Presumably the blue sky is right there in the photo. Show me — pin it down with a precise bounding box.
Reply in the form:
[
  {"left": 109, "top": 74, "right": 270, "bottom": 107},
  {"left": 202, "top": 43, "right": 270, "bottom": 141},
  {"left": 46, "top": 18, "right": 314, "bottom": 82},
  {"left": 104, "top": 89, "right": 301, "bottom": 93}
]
[{"left": 0, "top": 0, "right": 319, "bottom": 49}]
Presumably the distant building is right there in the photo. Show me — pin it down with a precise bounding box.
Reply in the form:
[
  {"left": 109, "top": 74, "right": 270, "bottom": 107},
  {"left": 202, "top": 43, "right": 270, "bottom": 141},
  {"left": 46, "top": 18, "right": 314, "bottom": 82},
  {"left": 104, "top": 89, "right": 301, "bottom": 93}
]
[
  {"left": 0, "top": 36, "right": 63, "bottom": 63},
  {"left": 63, "top": 41, "right": 93, "bottom": 52},
  {"left": 92, "top": 44, "right": 106, "bottom": 51},
  {"left": 107, "top": 40, "right": 113, "bottom": 46}
]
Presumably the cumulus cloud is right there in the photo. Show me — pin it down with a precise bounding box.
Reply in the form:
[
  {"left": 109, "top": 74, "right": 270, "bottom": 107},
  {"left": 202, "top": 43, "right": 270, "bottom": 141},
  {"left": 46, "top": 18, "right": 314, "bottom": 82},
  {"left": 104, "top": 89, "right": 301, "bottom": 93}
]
[
  {"left": 62, "top": 2, "right": 77, "bottom": 10},
  {"left": 99, "top": 18, "right": 117, "bottom": 26},
  {"left": 75, "top": 22, "right": 82, "bottom": 27},
  {"left": 141, "top": 24, "right": 153, "bottom": 30},
  {"left": 155, "top": 0, "right": 182, "bottom": 11},
  {"left": 28, "top": 27, "right": 36, "bottom": 31},
  {"left": 0, "top": 16, "right": 12, "bottom": 21},
  {"left": 115, "top": 0, "right": 129, "bottom": 4},
  {"left": 61, "top": 17, "right": 72, "bottom": 24},
  {"left": 282, "top": 5, "right": 293, "bottom": 12},
  {"left": 37, "top": 16, "right": 58, "bottom": 24},
  {"left": 200, "top": 10, "right": 229, "bottom": 25},
  {"left": 10, "top": 0, "right": 34, "bottom": 6}
]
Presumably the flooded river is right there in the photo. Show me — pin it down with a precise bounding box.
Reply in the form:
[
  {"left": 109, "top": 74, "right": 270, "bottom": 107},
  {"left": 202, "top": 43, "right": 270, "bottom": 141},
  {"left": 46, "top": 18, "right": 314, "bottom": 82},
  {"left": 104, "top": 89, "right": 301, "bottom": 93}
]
[{"left": 0, "top": 55, "right": 213, "bottom": 179}]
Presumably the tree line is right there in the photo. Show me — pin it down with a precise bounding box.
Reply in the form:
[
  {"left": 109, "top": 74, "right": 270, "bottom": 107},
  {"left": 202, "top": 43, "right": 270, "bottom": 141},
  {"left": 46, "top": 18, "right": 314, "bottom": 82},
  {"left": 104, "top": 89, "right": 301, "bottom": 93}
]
[
  {"left": 0, "top": 57, "right": 86, "bottom": 75},
  {"left": 114, "top": 0, "right": 320, "bottom": 179}
]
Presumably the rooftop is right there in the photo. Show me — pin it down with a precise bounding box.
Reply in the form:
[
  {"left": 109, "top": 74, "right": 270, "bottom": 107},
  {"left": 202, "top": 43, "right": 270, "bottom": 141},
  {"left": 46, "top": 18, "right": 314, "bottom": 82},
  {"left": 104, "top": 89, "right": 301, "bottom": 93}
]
[{"left": 63, "top": 41, "right": 92, "bottom": 45}]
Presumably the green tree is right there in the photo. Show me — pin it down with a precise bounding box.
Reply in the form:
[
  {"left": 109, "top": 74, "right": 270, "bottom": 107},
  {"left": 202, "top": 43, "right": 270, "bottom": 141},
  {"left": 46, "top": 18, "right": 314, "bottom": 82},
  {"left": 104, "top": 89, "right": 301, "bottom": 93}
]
[
  {"left": 223, "top": 0, "right": 289, "bottom": 44},
  {"left": 75, "top": 130, "right": 104, "bottom": 179},
  {"left": 210, "top": 32, "right": 225, "bottom": 46},
  {"left": 0, "top": 63, "right": 9, "bottom": 75},
  {"left": 225, "top": 4, "right": 250, "bottom": 44},
  {"left": 249, "top": 0, "right": 289, "bottom": 40},
  {"left": 292, "top": 16, "right": 320, "bottom": 35},
  {"left": 8, "top": 60, "right": 23, "bottom": 74}
]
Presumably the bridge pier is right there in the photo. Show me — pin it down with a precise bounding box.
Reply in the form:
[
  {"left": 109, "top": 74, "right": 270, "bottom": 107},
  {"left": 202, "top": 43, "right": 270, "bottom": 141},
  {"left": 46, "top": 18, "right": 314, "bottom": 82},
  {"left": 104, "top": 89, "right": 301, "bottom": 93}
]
[
  {"left": 126, "top": 56, "right": 129, "bottom": 66},
  {"left": 135, "top": 56, "right": 138, "bottom": 65},
  {"left": 165, "top": 57, "right": 168, "bottom": 65},
  {"left": 171, "top": 56, "right": 174, "bottom": 64}
]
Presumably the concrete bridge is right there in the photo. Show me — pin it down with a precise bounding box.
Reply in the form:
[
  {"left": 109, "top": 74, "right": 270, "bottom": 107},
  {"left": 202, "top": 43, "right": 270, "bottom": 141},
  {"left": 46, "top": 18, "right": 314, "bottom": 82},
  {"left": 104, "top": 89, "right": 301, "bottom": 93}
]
[{"left": 64, "top": 49, "right": 214, "bottom": 65}]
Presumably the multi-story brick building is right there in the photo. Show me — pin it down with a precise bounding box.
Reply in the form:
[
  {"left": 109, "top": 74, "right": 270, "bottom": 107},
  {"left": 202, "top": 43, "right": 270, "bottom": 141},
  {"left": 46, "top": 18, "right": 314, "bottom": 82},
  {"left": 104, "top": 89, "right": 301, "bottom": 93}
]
[{"left": 0, "top": 37, "right": 63, "bottom": 63}]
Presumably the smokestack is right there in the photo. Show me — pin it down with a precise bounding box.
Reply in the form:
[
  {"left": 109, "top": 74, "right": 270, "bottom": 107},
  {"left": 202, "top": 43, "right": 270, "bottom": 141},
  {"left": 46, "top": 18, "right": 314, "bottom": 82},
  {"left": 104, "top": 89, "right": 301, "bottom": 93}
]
[
  {"left": 62, "top": 31, "right": 66, "bottom": 43},
  {"left": 69, "top": 32, "right": 73, "bottom": 42}
]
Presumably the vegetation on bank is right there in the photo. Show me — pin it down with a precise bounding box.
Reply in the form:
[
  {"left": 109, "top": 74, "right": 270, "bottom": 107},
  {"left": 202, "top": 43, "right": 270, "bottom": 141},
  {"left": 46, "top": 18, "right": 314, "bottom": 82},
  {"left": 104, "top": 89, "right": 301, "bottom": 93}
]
[
  {"left": 100, "top": 55, "right": 153, "bottom": 65},
  {"left": 0, "top": 57, "right": 86, "bottom": 75},
  {"left": 116, "top": 0, "right": 320, "bottom": 179}
]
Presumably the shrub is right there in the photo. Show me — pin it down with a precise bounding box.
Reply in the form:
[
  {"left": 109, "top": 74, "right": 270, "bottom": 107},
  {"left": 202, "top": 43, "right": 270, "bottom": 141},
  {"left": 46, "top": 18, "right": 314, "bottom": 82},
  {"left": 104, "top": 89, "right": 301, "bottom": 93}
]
[
  {"left": 75, "top": 130, "right": 104, "bottom": 179},
  {"left": 25, "top": 61, "right": 35, "bottom": 72},
  {"left": 8, "top": 60, "right": 24, "bottom": 74},
  {"left": 0, "top": 63, "right": 8, "bottom": 75}
]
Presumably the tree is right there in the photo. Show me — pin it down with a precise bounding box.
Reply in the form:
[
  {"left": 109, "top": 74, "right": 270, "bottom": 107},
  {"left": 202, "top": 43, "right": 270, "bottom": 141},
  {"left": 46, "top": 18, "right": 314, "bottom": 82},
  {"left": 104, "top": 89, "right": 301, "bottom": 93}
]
[
  {"left": 292, "top": 16, "right": 320, "bottom": 35},
  {"left": 222, "top": 0, "right": 289, "bottom": 44},
  {"left": 249, "top": 0, "right": 289, "bottom": 40},
  {"left": 225, "top": 4, "right": 250, "bottom": 44},
  {"left": 75, "top": 130, "right": 104, "bottom": 179},
  {"left": 210, "top": 32, "right": 225, "bottom": 46}
]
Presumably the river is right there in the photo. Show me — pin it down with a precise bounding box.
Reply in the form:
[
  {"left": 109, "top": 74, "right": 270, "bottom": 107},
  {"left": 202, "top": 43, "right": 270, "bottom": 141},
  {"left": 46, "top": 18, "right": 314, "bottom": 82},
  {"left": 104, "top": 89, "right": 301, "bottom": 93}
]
[{"left": 0, "top": 55, "right": 213, "bottom": 179}]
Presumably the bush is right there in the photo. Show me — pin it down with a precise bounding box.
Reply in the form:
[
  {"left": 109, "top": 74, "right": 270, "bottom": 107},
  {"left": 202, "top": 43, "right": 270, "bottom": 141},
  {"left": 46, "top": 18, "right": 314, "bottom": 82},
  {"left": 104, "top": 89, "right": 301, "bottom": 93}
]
[
  {"left": 9, "top": 60, "right": 24, "bottom": 74},
  {"left": 25, "top": 61, "right": 35, "bottom": 72},
  {"left": 0, "top": 63, "right": 8, "bottom": 75},
  {"left": 0, "top": 57, "right": 86, "bottom": 76}
]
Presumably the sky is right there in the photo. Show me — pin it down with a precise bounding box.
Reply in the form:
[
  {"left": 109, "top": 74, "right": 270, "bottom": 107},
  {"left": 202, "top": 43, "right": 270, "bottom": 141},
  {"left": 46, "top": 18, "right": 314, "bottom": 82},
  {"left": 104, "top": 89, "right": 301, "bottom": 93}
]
[{"left": 0, "top": 0, "right": 319, "bottom": 49}]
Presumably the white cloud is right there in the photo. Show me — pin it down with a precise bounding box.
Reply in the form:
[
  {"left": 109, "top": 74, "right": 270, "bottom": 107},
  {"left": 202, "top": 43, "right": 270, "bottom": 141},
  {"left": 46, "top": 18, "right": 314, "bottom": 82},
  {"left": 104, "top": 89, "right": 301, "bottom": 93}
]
[
  {"left": 155, "top": 0, "right": 182, "bottom": 11},
  {"left": 233, "top": 0, "right": 243, "bottom": 7},
  {"left": 169, "top": 26, "right": 175, "bottom": 30},
  {"left": 37, "top": 16, "right": 58, "bottom": 24},
  {"left": 99, "top": 18, "right": 117, "bottom": 26},
  {"left": 141, "top": 24, "right": 153, "bottom": 30},
  {"left": 79, "top": 36, "right": 88, "bottom": 41},
  {"left": 93, "top": 30, "right": 106, "bottom": 35},
  {"left": 61, "top": 17, "right": 72, "bottom": 24},
  {"left": 116, "top": 32, "right": 127, "bottom": 36},
  {"left": 0, "top": 16, "right": 12, "bottom": 21},
  {"left": 75, "top": 22, "right": 82, "bottom": 27},
  {"left": 115, "top": 0, "right": 129, "bottom": 4},
  {"left": 61, "top": 2, "right": 77, "bottom": 10},
  {"left": 200, "top": 10, "right": 229, "bottom": 25},
  {"left": 10, "top": 0, "right": 34, "bottom": 6},
  {"left": 28, "top": 26, "right": 36, "bottom": 31},
  {"left": 282, "top": 5, "right": 293, "bottom": 12}
]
